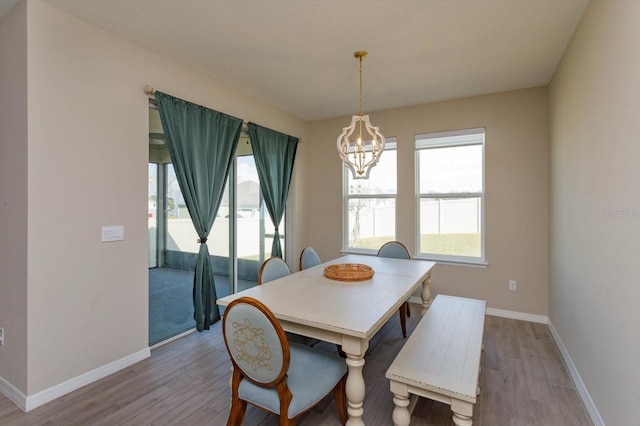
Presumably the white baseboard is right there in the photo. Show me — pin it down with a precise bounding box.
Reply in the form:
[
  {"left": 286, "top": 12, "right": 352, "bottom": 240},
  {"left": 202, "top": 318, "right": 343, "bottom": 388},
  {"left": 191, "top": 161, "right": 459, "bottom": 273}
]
[
  {"left": 547, "top": 321, "right": 604, "bottom": 426},
  {"left": 408, "top": 296, "right": 550, "bottom": 324},
  {"left": 0, "top": 347, "right": 150, "bottom": 412},
  {"left": 485, "top": 307, "right": 549, "bottom": 324},
  {"left": 0, "top": 376, "right": 27, "bottom": 411}
]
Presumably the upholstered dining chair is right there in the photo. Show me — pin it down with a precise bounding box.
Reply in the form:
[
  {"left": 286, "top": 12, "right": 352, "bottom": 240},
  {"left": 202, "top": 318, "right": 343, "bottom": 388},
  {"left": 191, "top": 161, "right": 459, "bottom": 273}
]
[
  {"left": 257, "top": 257, "right": 319, "bottom": 347},
  {"left": 257, "top": 256, "right": 291, "bottom": 285},
  {"left": 222, "top": 297, "right": 348, "bottom": 426},
  {"left": 298, "top": 246, "right": 321, "bottom": 271},
  {"left": 297, "top": 247, "right": 349, "bottom": 358},
  {"left": 377, "top": 241, "right": 412, "bottom": 338}
]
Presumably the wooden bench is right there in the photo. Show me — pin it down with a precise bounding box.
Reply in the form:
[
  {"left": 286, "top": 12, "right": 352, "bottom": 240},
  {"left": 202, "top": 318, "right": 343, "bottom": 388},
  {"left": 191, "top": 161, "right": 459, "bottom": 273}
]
[{"left": 385, "top": 294, "right": 486, "bottom": 426}]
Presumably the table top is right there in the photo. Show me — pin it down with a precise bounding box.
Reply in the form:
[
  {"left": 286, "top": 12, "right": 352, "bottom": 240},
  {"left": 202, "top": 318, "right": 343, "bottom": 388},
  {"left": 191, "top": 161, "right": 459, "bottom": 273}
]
[{"left": 217, "top": 254, "right": 435, "bottom": 340}]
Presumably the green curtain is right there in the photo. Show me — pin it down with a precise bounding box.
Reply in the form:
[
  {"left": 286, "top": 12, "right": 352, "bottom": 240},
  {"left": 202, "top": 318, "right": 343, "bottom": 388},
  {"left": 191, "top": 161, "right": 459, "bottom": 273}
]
[
  {"left": 247, "top": 122, "right": 299, "bottom": 258},
  {"left": 156, "top": 92, "right": 242, "bottom": 331}
]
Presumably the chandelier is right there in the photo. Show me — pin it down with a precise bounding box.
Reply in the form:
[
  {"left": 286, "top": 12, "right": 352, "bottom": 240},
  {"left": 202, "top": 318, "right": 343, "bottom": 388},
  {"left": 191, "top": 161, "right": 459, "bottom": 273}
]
[{"left": 337, "top": 51, "right": 385, "bottom": 179}]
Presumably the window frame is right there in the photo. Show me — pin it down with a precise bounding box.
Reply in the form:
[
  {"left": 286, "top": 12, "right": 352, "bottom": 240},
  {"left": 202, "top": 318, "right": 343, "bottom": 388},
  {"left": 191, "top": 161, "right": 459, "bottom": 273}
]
[
  {"left": 342, "top": 139, "right": 397, "bottom": 254},
  {"left": 414, "top": 128, "right": 486, "bottom": 265}
]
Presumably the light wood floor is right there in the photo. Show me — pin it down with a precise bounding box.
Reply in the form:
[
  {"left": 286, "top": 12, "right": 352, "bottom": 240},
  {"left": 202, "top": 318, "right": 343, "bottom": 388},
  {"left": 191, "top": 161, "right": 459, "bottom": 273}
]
[{"left": 0, "top": 304, "right": 593, "bottom": 425}]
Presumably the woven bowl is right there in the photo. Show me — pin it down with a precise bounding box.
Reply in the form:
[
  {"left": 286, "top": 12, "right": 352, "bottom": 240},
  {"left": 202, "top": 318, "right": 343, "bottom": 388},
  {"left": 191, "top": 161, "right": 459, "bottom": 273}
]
[{"left": 324, "top": 263, "right": 374, "bottom": 282}]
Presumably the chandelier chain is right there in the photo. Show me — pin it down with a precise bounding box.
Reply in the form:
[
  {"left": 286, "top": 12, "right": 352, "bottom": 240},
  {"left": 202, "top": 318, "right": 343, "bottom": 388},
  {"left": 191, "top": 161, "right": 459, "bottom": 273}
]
[{"left": 359, "top": 54, "right": 363, "bottom": 116}]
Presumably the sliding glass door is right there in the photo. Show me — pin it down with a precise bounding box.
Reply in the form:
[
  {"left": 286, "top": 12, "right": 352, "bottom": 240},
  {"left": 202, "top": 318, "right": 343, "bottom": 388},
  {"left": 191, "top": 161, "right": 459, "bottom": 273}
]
[
  {"left": 235, "top": 136, "right": 285, "bottom": 292},
  {"left": 148, "top": 107, "right": 286, "bottom": 345},
  {"left": 148, "top": 163, "right": 158, "bottom": 268}
]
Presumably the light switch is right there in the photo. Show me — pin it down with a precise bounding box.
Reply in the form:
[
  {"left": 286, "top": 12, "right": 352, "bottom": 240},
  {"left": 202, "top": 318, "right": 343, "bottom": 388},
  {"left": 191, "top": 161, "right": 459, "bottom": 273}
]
[{"left": 102, "top": 225, "right": 124, "bottom": 242}]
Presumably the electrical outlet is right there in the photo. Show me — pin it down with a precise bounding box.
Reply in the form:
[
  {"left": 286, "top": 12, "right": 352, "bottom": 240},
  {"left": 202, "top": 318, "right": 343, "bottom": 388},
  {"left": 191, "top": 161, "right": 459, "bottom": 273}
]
[
  {"left": 509, "top": 280, "right": 517, "bottom": 291},
  {"left": 0, "top": 327, "right": 4, "bottom": 346}
]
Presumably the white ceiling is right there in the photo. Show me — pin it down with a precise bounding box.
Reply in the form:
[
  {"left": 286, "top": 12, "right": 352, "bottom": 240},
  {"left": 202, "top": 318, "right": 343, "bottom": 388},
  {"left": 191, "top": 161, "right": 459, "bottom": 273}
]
[{"left": 3, "top": 0, "right": 588, "bottom": 121}]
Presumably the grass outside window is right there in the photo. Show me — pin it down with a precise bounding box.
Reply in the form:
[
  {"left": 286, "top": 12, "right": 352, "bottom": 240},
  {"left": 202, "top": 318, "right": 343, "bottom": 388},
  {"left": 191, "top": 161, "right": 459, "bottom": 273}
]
[{"left": 350, "top": 233, "right": 480, "bottom": 258}]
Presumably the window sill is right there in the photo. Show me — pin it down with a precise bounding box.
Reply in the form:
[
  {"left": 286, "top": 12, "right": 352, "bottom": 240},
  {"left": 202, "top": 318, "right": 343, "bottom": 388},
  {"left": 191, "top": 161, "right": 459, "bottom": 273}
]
[
  {"left": 413, "top": 255, "right": 488, "bottom": 268},
  {"left": 339, "top": 249, "right": 377, "bottom": 257},
  {"left": 341, "top": 250, "right": 488, "bottom": 268}
]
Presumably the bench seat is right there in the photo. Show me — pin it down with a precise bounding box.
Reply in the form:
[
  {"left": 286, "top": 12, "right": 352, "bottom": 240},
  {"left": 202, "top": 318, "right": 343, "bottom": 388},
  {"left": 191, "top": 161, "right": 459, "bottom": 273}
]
[{"left": 385, "top": 294, "right": 486, "bottom": 426}]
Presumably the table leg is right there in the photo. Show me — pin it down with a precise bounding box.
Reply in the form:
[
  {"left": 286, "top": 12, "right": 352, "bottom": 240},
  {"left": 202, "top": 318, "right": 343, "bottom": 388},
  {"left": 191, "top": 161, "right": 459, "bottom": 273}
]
[
  {"left": 345, "top": 353, "right": 366, "bottom": 426},
  {"left": 421, "top": 270, "right": 432, "bottom": 316}
]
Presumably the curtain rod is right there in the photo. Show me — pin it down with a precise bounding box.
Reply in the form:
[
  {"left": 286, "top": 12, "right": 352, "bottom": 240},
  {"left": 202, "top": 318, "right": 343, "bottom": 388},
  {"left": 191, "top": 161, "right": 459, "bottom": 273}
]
[{"left": 145, "top": 85, "right": 249, "bottom": 132}]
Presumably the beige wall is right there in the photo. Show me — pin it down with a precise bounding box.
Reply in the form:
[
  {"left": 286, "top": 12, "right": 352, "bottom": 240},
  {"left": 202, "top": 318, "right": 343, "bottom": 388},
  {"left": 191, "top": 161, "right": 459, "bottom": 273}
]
[
  {"left": 0, "top": 0, "right": 29, "bottom": 393},
  {"left": 549, "top": 1, "right": 640, "bottom": 424},
  {"left": 4, "top": 0, "right": 308, "bottom": 396},
  {"left": 8, "top": 3, "right": 638, "bottom": 423},
  {"left": 308, "top": 87, "right": 550, "bottom": 315}
]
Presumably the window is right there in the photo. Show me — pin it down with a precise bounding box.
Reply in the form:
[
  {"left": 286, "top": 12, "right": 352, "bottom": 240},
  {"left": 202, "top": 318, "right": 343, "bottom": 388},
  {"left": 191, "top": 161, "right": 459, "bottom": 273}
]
[
  {"left": 415, "top": 128, "right": 484, "bottom": 263},
  {"left": 343, "top": 139, "right": 397, "bottom": 252}
]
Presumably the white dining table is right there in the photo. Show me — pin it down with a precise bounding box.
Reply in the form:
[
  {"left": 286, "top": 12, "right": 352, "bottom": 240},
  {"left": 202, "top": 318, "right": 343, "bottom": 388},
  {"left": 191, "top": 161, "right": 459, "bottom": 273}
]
[{"left": 216, "top": 254, "right": 435, "bottom": 426}]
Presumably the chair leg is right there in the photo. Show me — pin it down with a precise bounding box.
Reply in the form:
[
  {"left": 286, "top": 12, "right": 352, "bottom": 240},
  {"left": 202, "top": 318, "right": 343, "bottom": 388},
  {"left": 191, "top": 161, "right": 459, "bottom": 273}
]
[
  {"left": 277, "top": 382, "right": 295, "bottom": 426},
  {"left": 334, "top": 375, "right": 348, "bottom": 425},
  {"left": 336, "top": 344, "right": 347, "bottom": 358},
  {"left": 406, "top": 301, "right": 411, "bottom": 317},
  {"left": 227, "top": 399, "right": 246, "bottom": 426},
  {"left": 278, "top": 416, "right": 295, "bottom": 426},
  {"left": 399, "top": 305, "right": 407, "bottom": 338}
]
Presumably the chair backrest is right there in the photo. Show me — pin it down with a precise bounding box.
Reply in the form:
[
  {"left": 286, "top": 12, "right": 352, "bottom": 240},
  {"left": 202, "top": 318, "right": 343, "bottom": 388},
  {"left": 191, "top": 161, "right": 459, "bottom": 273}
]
[
  {"left": 222, "top": 297, "right": 289, "bottom": 386},
  {"left": 299, "top": 246, "right": 321, "bottom": 271},
  {"left": 258, "top": 257, "right": 291, "bottom": 285},
  {"left": 377, "top": 241, "right": 411, "bottom": 259}
]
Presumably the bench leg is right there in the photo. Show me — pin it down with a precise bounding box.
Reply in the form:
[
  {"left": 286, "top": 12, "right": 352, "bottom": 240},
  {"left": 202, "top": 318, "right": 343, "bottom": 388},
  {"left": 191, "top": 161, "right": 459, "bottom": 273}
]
[
  {"left": 391, "top": 393, "right": 411, "bottom": 426},
  {"left": 452, "top": 412, "right": 473, "bottom": 426},
  {"left": 451, "top": 399, "right": 474, "bottom": 426}
]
